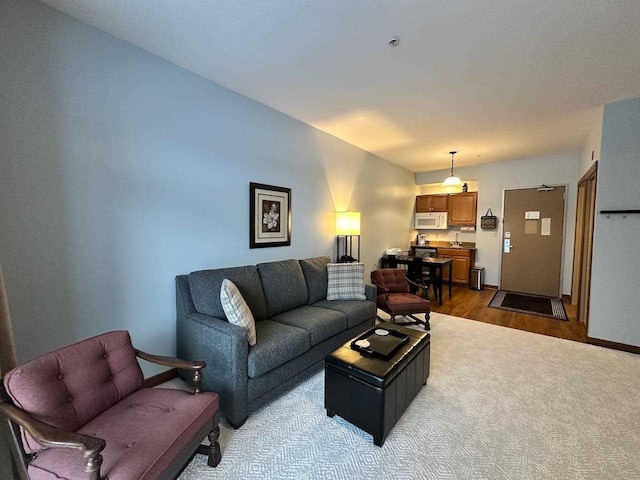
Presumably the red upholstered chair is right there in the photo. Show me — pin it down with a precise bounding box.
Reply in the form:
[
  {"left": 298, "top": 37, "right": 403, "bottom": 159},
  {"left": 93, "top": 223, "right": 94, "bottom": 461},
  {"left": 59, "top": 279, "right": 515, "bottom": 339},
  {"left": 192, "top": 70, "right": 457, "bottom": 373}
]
[
  {"left": 0, "top": 331, "right": 221, "bottom": 480},
  {"left": 371, "top": 269, "right": 431, "bottom": 330}
]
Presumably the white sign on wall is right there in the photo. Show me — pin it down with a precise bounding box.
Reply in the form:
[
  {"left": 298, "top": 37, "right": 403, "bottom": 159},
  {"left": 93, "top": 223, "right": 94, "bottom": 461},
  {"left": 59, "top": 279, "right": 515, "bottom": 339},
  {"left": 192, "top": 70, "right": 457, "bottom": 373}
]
[
  {"left": 541, "top": 218, "right": 551, "bottom": 236},
  {"left": 525, "top": 211, "right": 540, "bottom": 219}
]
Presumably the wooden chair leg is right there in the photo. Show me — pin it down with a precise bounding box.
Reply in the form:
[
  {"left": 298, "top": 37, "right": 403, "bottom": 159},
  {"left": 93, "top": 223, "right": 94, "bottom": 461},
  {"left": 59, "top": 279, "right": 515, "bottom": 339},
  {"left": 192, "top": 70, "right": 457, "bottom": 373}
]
[
  {"left": 85, "top": 453, "right": 103, "bottom": 480},
  {"left": 207, "top": 426, "right": 221, "bottom": 467}
]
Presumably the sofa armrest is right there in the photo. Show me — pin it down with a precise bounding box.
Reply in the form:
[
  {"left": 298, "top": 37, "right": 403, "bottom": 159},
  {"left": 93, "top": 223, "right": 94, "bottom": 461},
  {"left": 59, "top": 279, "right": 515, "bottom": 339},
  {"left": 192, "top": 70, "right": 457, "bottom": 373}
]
[
  {"left": 365, "top": 283, "right": 377, "bottom": 302},
  {"left": 176, "top": 312, "right": 250, "bottom": 425},
  {"left": 0, "top": 403, "right": 105, "bottom": 479}
]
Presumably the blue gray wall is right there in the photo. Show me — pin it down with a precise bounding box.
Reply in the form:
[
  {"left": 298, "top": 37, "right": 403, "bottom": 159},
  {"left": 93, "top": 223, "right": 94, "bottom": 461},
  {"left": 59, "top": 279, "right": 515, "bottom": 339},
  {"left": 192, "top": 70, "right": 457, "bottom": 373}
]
[
  {"left": 588, "top": 97, "right": 640, "bottom": 346},
  {"left": 0, "top": 0, "right": 417, "bottom": 371}
]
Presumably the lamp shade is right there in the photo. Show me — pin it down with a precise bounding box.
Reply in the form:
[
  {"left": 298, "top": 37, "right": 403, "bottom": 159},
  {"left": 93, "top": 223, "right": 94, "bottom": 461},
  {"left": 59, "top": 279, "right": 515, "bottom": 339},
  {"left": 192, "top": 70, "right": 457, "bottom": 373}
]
[
  {"left": 442, "top": 150, "right": 462, "bottom": 186},
  {"left": 442, "top": 175, "right": 462, "bottom": 186},
  {"left": 336, "top": 211, "right": 361, "bottom": 236}
]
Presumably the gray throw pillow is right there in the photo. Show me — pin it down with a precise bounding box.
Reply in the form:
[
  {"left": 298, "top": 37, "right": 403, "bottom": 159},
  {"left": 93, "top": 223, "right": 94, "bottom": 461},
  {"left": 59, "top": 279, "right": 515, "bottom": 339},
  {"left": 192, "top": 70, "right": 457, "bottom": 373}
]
[
  {"left": 220, "top": 279, "right": 257, "bottom": 346},
  {"left": 327, "top": 263, "right": 366, "bottom": 301}
]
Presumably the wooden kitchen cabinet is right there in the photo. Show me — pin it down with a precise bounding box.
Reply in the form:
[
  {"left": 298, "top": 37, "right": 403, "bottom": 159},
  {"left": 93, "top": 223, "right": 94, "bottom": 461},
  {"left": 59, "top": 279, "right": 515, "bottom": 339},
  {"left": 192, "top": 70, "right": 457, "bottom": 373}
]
[
  {"left": 416, "top": 194, "right": 448, "bottom": 213},
  {"left": 437, "top": 248, "right": 476, "bottom": 285},
  {"left": 448, "top": 192, "right": 477, "bottom": 225}
]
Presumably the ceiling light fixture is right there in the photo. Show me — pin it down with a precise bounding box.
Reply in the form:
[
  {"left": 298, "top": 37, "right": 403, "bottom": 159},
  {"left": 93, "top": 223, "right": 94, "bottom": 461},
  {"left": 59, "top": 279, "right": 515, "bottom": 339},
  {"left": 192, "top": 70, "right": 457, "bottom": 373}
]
[{"left": 442, "top": 151, "right": 462, "bottom": 186}]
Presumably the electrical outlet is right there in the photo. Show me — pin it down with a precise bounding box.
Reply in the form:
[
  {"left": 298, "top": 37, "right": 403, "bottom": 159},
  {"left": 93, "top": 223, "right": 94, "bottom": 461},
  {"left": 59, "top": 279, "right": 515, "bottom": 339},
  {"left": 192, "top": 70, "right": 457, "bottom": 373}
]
[{"left": 490, "top": 231, "right": 497, "bottom": 238}]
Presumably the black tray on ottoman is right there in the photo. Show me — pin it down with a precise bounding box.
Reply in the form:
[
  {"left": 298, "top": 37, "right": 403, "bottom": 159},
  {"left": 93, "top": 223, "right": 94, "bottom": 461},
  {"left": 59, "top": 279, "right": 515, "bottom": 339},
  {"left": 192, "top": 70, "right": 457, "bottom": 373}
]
[
  {"left": 350, "top": 327, "right": 409, "bottom": 359},
  {"left": 325, "top": 322, "right": 430, "bottom": 447}
]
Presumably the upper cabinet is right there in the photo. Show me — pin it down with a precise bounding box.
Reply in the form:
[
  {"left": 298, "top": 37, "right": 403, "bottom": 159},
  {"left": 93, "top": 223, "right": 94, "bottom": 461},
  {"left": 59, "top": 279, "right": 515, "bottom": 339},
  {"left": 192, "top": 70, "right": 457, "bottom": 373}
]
[
  {"left": 448, "top": 192, "right": 478, "bottom": 225},
  {"left": 416, "top": 194, "right": 448, "bottom": 213}
]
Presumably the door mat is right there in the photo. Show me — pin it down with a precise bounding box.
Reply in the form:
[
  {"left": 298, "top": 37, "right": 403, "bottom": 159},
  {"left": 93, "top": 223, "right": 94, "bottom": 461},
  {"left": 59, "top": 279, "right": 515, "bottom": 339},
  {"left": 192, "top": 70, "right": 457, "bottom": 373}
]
[{"left": 489, "top": 290, "right": 568, "bottom": 321}]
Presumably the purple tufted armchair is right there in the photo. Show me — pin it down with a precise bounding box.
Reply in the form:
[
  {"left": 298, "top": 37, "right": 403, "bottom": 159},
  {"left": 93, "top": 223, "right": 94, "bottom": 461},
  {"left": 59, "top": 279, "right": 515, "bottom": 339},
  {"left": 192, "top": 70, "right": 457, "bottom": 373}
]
[{"left": 0, "top": 331, "right": 221, "bottom": 480}]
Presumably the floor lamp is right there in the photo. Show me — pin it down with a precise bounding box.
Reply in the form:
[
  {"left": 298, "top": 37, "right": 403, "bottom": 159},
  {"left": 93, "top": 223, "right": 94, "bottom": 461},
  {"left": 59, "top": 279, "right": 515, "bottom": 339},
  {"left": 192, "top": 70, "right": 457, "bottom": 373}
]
[{"left": 336, "top": 212, "right": 361, "bottom": 263}]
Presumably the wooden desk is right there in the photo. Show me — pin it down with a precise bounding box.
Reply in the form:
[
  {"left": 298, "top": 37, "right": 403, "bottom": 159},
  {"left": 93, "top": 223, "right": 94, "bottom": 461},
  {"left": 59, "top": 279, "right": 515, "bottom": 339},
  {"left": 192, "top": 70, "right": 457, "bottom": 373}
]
[{"left": 380, "top": 255, "right": 453, "bottom": 305}]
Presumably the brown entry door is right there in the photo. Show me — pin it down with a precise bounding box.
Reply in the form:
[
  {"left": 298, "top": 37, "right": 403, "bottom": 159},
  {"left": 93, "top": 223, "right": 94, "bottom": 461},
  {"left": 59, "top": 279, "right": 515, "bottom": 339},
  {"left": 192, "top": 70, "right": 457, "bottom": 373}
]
[{"left": 501, "top": 187, "right": 565, "bottom": 297}]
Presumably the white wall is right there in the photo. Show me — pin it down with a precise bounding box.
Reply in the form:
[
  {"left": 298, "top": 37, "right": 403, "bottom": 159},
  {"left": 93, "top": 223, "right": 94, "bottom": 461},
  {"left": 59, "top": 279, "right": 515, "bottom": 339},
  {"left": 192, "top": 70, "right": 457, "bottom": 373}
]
[
  {"left": 415, "top": 154, "right": 579, "bottom": 293},
  {"left": 588, "top": 97, "right": 640, "bottom": 346},
  {"left": 0, "top": 0, "right": 418, "bottom": 371},
  {"left": 579, "top": 106, "right": 604, "bottom": 178}
]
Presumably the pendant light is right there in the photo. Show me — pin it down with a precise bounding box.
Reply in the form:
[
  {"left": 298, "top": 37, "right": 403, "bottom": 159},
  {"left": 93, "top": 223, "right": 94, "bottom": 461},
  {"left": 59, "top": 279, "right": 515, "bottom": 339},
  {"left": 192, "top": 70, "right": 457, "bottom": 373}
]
[{"left": 442, "top": 151, "right": 462, "bottom": 186}]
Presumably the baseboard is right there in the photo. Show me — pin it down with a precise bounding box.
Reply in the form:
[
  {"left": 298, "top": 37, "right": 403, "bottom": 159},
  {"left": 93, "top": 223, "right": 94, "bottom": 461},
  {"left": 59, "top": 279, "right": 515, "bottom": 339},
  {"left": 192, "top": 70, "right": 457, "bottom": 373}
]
[
  {"left": 586, "top": 336, "right": 640, "bottom": 355},
  {"left": 143, "top": 368, "right": 178, "bottom": 387}
]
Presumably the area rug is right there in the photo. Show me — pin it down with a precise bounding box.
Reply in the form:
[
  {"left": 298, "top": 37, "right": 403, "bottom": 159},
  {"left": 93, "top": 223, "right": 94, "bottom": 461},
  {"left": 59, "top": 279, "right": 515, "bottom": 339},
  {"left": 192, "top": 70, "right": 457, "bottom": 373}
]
[
  {"left": 489, "top": 290, "right": 568, "bottom": 320},
  {"left": 175, "top": 312, "right": 640, "bottom": 479}
]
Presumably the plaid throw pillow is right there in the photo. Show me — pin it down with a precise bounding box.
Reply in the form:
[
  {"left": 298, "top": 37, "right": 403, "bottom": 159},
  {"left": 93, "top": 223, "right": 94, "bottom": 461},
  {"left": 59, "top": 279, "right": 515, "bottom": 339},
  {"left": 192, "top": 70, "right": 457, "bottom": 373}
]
[
  {"left": 220, "top": 279, "right": 257, "bottom": 346},
  {"left": 326, "top": 263, "right": 366, "bottom": 301}
]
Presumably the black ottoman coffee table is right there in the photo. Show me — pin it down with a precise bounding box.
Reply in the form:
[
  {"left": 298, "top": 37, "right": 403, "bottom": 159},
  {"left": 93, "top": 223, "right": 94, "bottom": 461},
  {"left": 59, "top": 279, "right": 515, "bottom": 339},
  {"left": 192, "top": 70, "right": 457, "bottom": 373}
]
[{"left": 324, "top": 322, "right": 430, "bottom": 446}]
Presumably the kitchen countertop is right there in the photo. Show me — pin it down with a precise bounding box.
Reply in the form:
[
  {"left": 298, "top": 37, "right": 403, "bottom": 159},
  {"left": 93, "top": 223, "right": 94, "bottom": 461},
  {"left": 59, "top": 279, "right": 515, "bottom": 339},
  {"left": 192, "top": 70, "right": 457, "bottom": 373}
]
[{"left": 411, "top": 241, "right": 477, "bottom": 251}]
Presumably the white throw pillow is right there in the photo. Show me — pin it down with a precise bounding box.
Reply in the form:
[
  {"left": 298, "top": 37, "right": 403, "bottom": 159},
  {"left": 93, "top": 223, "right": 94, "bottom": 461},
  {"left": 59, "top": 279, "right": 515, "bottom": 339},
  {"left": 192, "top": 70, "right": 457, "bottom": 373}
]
[
  {"left": 220, "top": 279, "right": 257, "bottom": 346},
  {"left": 326, "top": 263, "right": 366, "bottom": 301}
]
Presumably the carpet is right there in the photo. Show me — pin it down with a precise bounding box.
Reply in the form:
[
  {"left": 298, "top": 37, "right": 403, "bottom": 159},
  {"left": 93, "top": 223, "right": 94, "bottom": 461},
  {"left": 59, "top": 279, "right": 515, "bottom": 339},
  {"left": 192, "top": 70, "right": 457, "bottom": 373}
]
[
  {"left": 174, "top": 313, "right": 640, "bottom": 479},
  {"left": 489, "top": 290, "right": 568, "bottom": 320}
]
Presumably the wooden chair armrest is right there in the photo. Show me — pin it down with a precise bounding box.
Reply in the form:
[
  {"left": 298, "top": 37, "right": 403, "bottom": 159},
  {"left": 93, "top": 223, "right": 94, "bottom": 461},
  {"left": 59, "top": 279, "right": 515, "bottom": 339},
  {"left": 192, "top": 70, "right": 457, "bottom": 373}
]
[
  {"left": 134, "top": 349, "right": 205, "bottom": 370},
  {"left": 135, "top": 350, "right": 206, "bottom": 395},
  {"left": 405, "top": 276, "right": 425, "bottom": 289},
  {"left": 370, "top": 278, "right": 390, "bottom": 303},
  {"left": 0, "top": 403, "right": 105, "bottom": 479}
]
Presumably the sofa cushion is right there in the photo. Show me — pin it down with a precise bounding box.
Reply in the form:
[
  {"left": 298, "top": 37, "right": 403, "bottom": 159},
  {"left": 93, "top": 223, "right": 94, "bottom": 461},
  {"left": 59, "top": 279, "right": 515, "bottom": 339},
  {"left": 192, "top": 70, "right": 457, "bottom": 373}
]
[
  {"left": 271, "top": 306, "right": 347, "bottom": 346},
  {"left": 28, "top": 388, "right": 218, "bottom": 480},
  {"left": 257, "top": 259, "right": 308, "bottom": 316},
  {"left": 220, "top": 279, "right": 257, "bottom": 346},
  {"left": 248, "top": 320, "right": 310, "bottom": 378},
  {"left": 312, "top": 299, "right": 377, "bottom": 328},
  {"left": 299, "top": 256, "right": 331, "bottom": 304},
  {"left": 3, "top": 331, "right": 143, "bottom": 454},
  {"left": 189, "top": 266, "right": 269, "bottom": 321}
]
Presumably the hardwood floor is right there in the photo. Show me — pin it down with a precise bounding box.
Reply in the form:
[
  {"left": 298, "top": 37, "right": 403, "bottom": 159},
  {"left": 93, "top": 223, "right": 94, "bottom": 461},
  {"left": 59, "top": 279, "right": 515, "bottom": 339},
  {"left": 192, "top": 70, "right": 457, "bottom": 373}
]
[{"left": 428, "top": 285, "right": 586, "bottom": 343}]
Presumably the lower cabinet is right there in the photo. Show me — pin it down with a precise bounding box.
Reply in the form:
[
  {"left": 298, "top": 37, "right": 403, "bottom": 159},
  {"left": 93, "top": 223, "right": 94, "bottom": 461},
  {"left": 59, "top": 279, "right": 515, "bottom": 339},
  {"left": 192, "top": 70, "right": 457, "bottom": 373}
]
[{"left": 437, "top": 248, "right": 476, "bottom": 285}]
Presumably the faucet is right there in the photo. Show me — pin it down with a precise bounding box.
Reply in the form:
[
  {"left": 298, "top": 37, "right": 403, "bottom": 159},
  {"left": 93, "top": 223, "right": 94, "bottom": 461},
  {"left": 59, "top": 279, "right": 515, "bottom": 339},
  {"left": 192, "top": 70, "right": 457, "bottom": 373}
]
[{"left": 453, "top": 233, "right": 461, "bottom": 247}]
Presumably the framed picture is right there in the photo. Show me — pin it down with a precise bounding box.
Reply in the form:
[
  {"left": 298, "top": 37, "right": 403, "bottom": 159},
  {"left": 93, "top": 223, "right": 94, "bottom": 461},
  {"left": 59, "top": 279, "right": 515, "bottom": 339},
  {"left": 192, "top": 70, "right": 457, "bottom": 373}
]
[{"left": 250, "top": 182, "right": 291, "bottom": 248}]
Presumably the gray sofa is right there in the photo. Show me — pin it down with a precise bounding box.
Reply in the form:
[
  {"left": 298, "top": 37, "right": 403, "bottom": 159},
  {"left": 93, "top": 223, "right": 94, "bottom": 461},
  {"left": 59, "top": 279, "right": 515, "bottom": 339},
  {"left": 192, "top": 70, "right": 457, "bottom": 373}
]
[{"left": 176, "top": 256, "right": 376, "bottom": 428}]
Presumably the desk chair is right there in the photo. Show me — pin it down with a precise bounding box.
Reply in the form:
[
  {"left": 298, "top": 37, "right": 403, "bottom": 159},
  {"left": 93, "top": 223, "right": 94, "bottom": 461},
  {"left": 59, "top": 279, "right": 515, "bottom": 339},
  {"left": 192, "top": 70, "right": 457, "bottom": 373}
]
[{"left": 406, "top": 252, "right": 436, "bottom": 300}]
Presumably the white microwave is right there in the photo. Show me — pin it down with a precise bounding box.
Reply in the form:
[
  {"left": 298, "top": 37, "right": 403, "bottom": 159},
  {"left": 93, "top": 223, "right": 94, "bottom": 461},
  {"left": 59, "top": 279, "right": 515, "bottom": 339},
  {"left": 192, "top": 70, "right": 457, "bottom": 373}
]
[{"left": 415, "top": 212, "right": 448, "bottom": 230}]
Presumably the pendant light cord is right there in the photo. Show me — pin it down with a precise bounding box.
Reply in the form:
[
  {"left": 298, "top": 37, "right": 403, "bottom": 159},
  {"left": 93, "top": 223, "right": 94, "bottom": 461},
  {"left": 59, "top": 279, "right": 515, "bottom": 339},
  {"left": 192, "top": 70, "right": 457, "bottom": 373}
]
[{"left": 449, "top": 151, "right": 457, "bottom": 177}]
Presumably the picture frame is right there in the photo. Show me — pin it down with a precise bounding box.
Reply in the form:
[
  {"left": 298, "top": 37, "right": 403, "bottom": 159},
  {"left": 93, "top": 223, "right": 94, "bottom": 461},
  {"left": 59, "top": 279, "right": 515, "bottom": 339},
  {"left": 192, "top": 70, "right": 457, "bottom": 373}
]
[{"left": 249, "top": 182, "right": 291, "bottom": 248}]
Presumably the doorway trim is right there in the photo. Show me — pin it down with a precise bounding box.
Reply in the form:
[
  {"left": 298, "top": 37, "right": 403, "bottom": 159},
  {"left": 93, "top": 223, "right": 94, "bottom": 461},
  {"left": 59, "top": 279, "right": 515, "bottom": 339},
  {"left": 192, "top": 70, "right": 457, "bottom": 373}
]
[
  {"left": 571, "top": 161, "right": 598, "bottom": 326},
  {"left": 497, "top": 184, "right": 569, "bottom": 297}
]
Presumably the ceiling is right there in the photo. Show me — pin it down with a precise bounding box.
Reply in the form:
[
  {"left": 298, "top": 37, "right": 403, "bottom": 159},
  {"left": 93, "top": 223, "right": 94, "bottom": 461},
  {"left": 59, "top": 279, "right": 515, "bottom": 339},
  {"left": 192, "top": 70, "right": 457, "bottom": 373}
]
[{"left": 39, "top": 0, "right": 640, "bottom": 172}]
